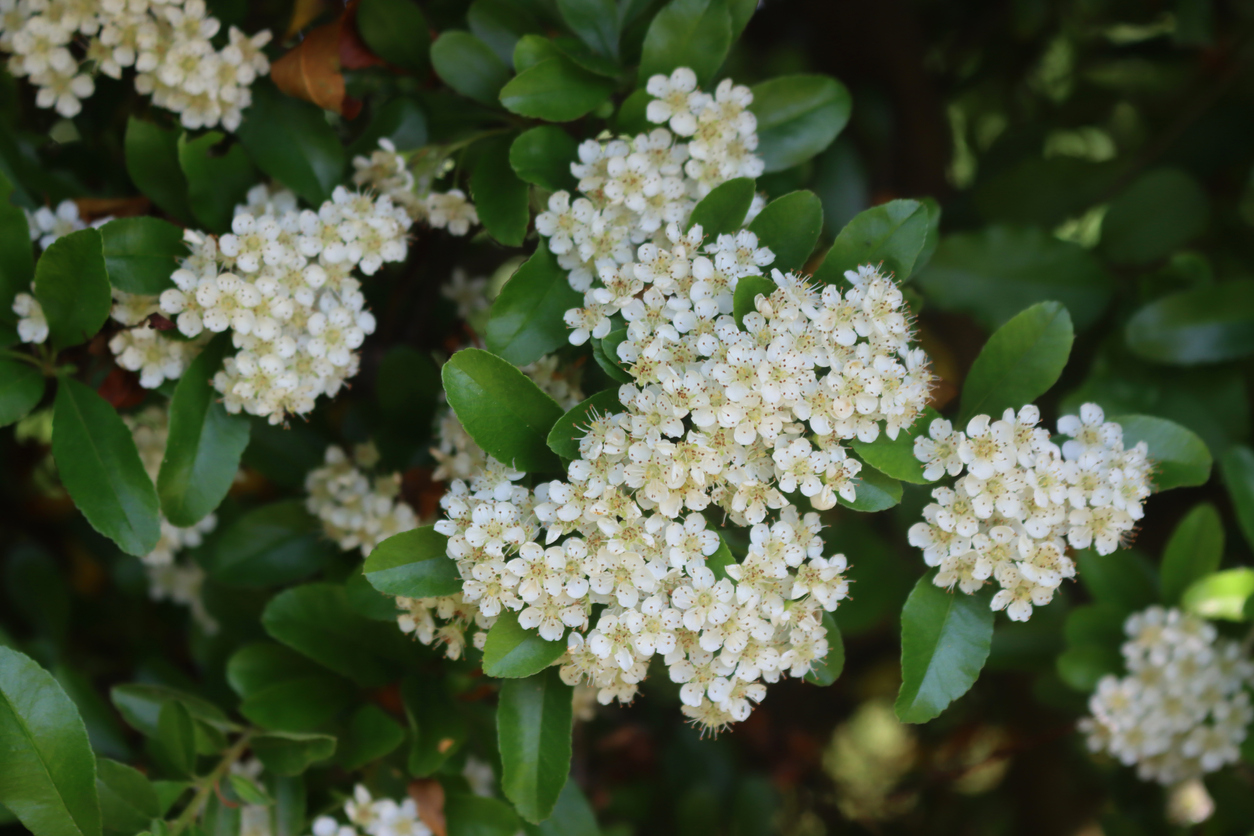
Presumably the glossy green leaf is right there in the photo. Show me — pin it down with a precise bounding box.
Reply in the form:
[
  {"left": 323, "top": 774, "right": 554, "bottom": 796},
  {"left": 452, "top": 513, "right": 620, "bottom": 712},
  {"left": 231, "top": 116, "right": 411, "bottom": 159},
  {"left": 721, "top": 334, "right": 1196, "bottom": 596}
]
[
  {"left": 486, "top": 242, "right": 582, "bottom": 366},
  {"left": 124, "top": 118, "right": 192, "bottom": 223},
  {"left": 521, "top": 779, "right": 598, "bottom": 836},
  {"left": 357, "top": 0, "right": 431, "bottom": 74},
  {"left": 1181, "top": 568, "right": 1254, "bottom": 621},
  {"left": 269, "top": 775, "right": 306, "bottom": 836},
  {"left": 1074, "top": 549, "right": 1158, "bottom": 613},
  {"left": 482, "top": 610, "right": 567, "bottom": 678},
  {"left": 498, "top": 667, "right": 574, "bottom": 824},
  {"left": 547, "top": 388, "right": 624, "bottom": 460},
  {"left": 848, "top": 406, "right": 940, "bottom": 485},
  {"left": 336, "top": 705, "right": 405, "bottom": 771},
  {"left": 52, "top": 378, "right": 160, "bottom": 557},
  {"left": 687, "top": 177, "right": 755, "bottom": 236},
  {"left": 895, "top": 576, "right": 994, "bottom": 723},
  {"left": 959, "top": 301, "right": 1074, "bottom": 424},
  {"left": 207, "top": 500, "right": 333, "bottom": 587},
  {"left": 363, "top": 526, "right": 462, "bottom": 598},
  {"left": 445, "top": 793, "right": 520, "bottom": 836},
  {"left": 1220, "top": 446, "right": 1254, "bottom": 553},
  {"left": 592, "top": 329, "right": 633, "bottom": 383},
  {"left": 914, "top": 226, "right": 1115, "bottom": 331},
  {"left": 1125, "top": 280, "right": 1254, "bottom": 366},
  {"left": 227, "top": 775, "right": 272, "bottom": 807},
  {"left": 227, "top": 643, "right": 357, "bottom": 733},
  {"left": 509, "top": 127, "right": 579, "bottom": 193},
  {"left": 109, "top": 685, "right": 231, "bottom": 739},
  {"left": 837, "top": 461, "right": 903, "bottom": 512},
  {"left": 468, "top": 0, "right": 543, "bottom": 67},
  {"left": 237, "top": 83, "right": 346, "bottom": 206},
  {"left": 1113, "top": 414, "right": 1212, "bottom": 491},
  {"left": 158, "top": 335, "right": 250, "bottom": 527},
  {"left": 513, "top": 34, "right": 563, "bottom": 74},
  {"left": 813, "top": 199, "right": 927, "bottom": 285},
  {"left": 557, "top": 0, "right": 619, "bottom": 58},
  {"left": 99, "top": 217, "right": 184, "bottom": 295},
  {"left": 802, "top": 611, "right": 844, "bottom": 687},
  {"left": 432, "top": 32, "right": 510, "bottom": 106},
  {"left": 96, "top": 759, "right": 159, "bottom": 834},
  {"left": 732, "top": 274, "right": 775, "bottom": 329},
  {"left": 0, "top": 647, "right": 101, "bottom": 836},
  {"left": 442, "top": 348, "right": 564, "bottom": 473},
  {"left": 471, "top": 135, "right": 530, "bottom": 247},
  {"left": 638, "top": 0, "right": 731, "bottom": 86},
  {"left": 0, "top": 360, "right": 43, "bottom": 427},
  {"left": 34, "top": 228, "right": 110, "bottom": 351},
  {"left": 402, "top": 675, "right": 467, "bottom": 777},
  {"left": 746, "top": 190, "right": 822, "bottom": 274},
  {"left": 348, "top": 96, "right": 429, "bottom": 158},
  {"left": 0, "top": 169, "right": 34, "bottom": 320},
  {"left": 178, "top": 132, "right": 258, "bottom": 234},
  {"left": 251, "top": 733, "right": 336, "bottom": 777},
  {"left": 749, "top": 74, "right": 851, "bottom": 173},
  {"left": 499, "top": 56, "right": 615, "bottom": 121},
  {"left": 707, "top": 534, "right": 736, "bottom": 581},
  {"left": 1101, "top": 168, "right": 1209, "bottom": 265},
  {"left": 1160, "top": 503, "right": 1224, "bottom": 606},
  {"left": 153, "top": 701, "right": 195, "bottom": 778}
]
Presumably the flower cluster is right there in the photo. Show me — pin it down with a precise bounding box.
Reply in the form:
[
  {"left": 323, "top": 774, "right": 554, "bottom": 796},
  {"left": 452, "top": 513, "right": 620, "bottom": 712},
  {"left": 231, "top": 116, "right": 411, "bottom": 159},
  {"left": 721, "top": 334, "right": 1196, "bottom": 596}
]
[
  {"left": 1080, "top": 606, "right": 1254, "bottom": 786},
  {"left": 124, "top": 405, "right": 218, "bottom": 630},
  {"left": 407, "top": 69, "right": 932, "bottom": 733},
  {"left": 305, "top": 444, "right": 420, "bottom": 556},
  {"left": 351, "top": 138, "right": 479, "bottom": 234},
  {"left": 908, "top": 403, "right": 1154, "bottom": 621},
  {"left": 311, "top": 785, "right": 433, "bottom": 836},
  {"left": 2, "top": 0, "right": 271, "bottom": 127}
]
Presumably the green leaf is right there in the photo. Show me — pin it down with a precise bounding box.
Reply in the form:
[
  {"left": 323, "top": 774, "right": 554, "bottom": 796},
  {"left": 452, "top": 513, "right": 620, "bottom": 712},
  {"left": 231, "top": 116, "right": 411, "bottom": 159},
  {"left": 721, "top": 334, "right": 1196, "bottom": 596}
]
[
  {"left": 638, "top": 0, "right": 731, "bottom": 86},
  {"left": 812, "top": 199, "right": 927, "bottom": 285},
  {"left": 99, "top": 217, "right": 184, "bottom": 295},
  {"left": 732, "top": 274, "right": 775, "bottom": 329},
  {"left": 746, "top": 190, "right": 822, "bottom": 274},
  {"left": 402, "top": 676, "right": 467, "bottom": 777},
  {"left": 509, "top": 127, "right": 579, "bottom": 193},
  {"left": 357, "top": 0, "right": 431, "bottom": 74},
  {"left": 153, "top": 701, "right": 195, "bottom": 779},
  {"left": 837, "top": 462, "right": 902, "bottom": 512},
  {"left": 237, "top": 83, "right": 346, "bottom": 206},
  {"left": 1181, "top": 568, "right": 1254, "bottom": 621},
  {"left": 500, "top": 56, "right": 615, "bottom": 121},
  {"left": 486, "top": 242, "right": 582, "bottom": 366},
  {"left": 227, "top": 643, "right": 356, "bottom": 733},
  {"left": 0, "top": 360, "right": 43, "bottom": 427},
  {"left": 0, "top": 169, "right": 34, "bottom": 322},
  {"left": 471, "top": 135, "right": 530, "bottom": 247},
  {"left": 482, "top": 610, "right": 567, "bottom": 678},
  {"left": 34, "top": 228, "right": 111, "bottom": 351},
  {"left": 706, "top": 534, "right": 736, "bottom": 581},
  {"left": 1056, "top": 644, "right": 1121, "bottom": 693},
  {"left": 557, "top": 0, "right": 619, "bottom": 58},
  {"left": 178, "top": 132, "right": 258, "bottom": 234},
  {"left": 1160, "top": 503, "right": 1224, "bottom": 607},
  {"left": 895, "top": 576, "right": 994, "bottom": 723},
  {"left": 442, "top": 348, "right": 564, "bottom": 472},
  {"left": 1221, "top": 446, "right": 1254, "bottom": 553},
  {"left": 109, "top": 685, "right": 231, "bottom": 739},
  {"left": 52, "top": 378, "right": 160, "bottom": 557},
  {"left": 206, "top": 500, "right": 332, "bottom": 587},
  {"left": 348, "top": 96, "right": 429, "bottom": 158},
  {"left": 802, "top": 611, "right": 844, "bottom": 687},
  {"left": 124, "top": 118, "right": 192, "bottom": 224},
  {"left": 96, "top": 759, "right": 159, "bottom": 834},
  {"left": 592, "top": 329, "right": 633, "bottom": 383},
  {"left": 914, "top": 226, "right": 1115, "bottom": 332},
  {"left": 268, "top": 775, "right": 306, "bottom": 836},
  {"left": 1101, "top": 168, "right": 1209, "bottom": 265},
  {"left": 498, "top": 668, "right": 574, "bottom": 824},
  {"left": 364, "top": 526, "right": 462, "bottom": 598},
  {"left": 1074, "top": 549, "right": 1158, "bottom": 613},
  {"left": 262, "top": 583, "right": 413, "bottom": 686},
  {"left": 468, "top": 0, "right": 544, "bottom": 68},
  {"left": 445, "top": 793, "right": 520, "bottom": 836},
  {"left": 848, "top": 406, "right": 940, "bottom": 485},
  {"left": 749, "top": 74, "right": 851, "bottom": 174},
  {"left": 513, "top": 34, "right": 563, "bottom": 74},
  {"left": 547, "top": 388, "right": 624, "bottom": 460},
  {"left": 959, "top": 301, "right": 1074, "bottom": 424},
  {"left": 158, "top": 335, "right": 250, "bottom": 527},
  {"left": 1113, "top": 414, "right": 1212, "bottom": 491},
  {"left": 432, "top": 32, "right": 510, "bottom": 106},
  {"left": 227, "top": 774, "right": 272, "bottom": 807},
  {"left": 521, "top": 779, "right": 598, "bottom": 836},
  {"left": 251, "top": 733, "right": 336, "bottom": 777},
  {"left": 687, "top": 177, "right": 755, "bottom": 236},
  {"left": 0, "top": 647, "right": 101, "bottom": 836},
  {"left": 336, "top": 705, "right": 405, "bottom": 771},
  {"left": 1125, "top": 280, "right": 1254, "bottom": 366}
]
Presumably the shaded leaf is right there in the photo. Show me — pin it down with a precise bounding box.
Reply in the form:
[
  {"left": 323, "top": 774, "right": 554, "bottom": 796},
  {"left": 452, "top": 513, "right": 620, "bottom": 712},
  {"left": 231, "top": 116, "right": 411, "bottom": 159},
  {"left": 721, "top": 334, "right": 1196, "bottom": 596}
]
[
  {"left": 746, "top": 190, "right": 822, "bottom": 274},
  {"left": 499, "top": 57, "right": 615, "bottom": 122},
  {"left": 687, "top": 177, "right": 754, "bottom": 236},
  {"left": 482, "top": 611, "right": 566, "bottom": 679},
  {"left": 124, "top": 119, "right": 192, "bottom": 223},
  {"left": 638, "top": 0, "right": 731, "bottom": 86},
  {"left": 1220, "top": 446, "right": 1254, "bottom": 553},
  {"left": 1160, "top": 503, "right": 1224, "bottom": 606},
  {"left": 849, "top": 406, "right": 940, "bottom": 485},
  {"left": 813, "top": 199, "right": 927, "bottom": 285},
  {"left": 357, "top": 0, "right": 430, "bottom": 74},
  {"left": 959, "top": 301, "right": 1074, "bottom": 424},
  {"left": 498, "top": 668, "right": 573, "bottom": 824},
  {"left": 0, "top": 360, "right": 43, "bottom": 428},
  {"left": 802, "top": 611, "right": 844, "bottom": 687},
  {"left": 509, "top": 127, "right": 579, "bottom": 193},
  {"left": 470, "top": 135, "right": 530, "bottom": 247},
  {"left": 749, "top": 74, "right": 851, "bottom": 173},
  {"left": 486, "top": 243, "right": 582, "bottom": 366},
  {"left": 99, "top": 218, "right": 184, "bottom": 295},
  {"left": 252, "top": 733, "right": 337, "bottom": 777},
  {"left": 237, "top": 82, "right": 346, "bottom": 206},
  {"left": 34, "top": 229, "right": 110, "bottom": 351},
  {"left": 431, "top": 32, "right": 510, "bottom": 106},
  {"left": 1125, "top": 280, "right": 1254, "bottom": 366},
  {"left": 1114, "top": 413, "right": 1212, "bottom": 491},
  {"left": 207, "top": 500, "right": 333, "bottom": 587},
  {"left": 895, "top": 576, "right": 993, "bottom": 723}
]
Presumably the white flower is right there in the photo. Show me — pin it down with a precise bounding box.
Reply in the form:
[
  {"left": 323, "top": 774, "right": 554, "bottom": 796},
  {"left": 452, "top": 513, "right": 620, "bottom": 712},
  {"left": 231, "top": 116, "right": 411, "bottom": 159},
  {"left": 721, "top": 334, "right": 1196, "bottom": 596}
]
[{"left": 13, "top": 288, "right": 48, "bottom": 344}]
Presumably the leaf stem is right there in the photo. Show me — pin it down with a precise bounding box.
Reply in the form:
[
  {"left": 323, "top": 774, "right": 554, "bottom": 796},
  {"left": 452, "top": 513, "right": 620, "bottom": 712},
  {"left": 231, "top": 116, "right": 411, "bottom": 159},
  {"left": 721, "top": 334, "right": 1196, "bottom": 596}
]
[{"left": 169, "top": 730, "right": 253, "bottom": 835}]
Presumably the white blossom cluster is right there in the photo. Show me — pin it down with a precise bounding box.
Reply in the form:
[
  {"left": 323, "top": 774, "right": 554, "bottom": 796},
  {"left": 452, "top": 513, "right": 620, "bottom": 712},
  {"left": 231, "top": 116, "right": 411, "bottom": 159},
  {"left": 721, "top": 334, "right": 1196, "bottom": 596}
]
[
  {"left": 305, "top": 443, "right": 419, "bottom": 556},
  {"left": 310, "top": 785, "right": 432, "bottom": 836},
  {"left": 1080, "top": 606, "right": 1254, "bottom": 786},
  {"left": 124, "top": 404, "right": 218, "bottom": 630},
  {"left": 1, "top": 0, "right": 270, "bottom": 127},
  {"left": 908, "top": 403, "right": 1154, "bottom": 621},
  {"left": 352, "top": 138, "right": 479, "bottom": 235},
  {"left": 406, "top": 69, "right": 934, "bottom": 733}
]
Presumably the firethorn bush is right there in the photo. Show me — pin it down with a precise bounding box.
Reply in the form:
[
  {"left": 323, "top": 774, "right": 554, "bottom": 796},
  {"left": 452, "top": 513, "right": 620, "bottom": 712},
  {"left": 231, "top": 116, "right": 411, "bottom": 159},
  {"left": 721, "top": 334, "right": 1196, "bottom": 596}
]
[{"left": 1, "top": 1, "right": 1253, "bottom": 835}]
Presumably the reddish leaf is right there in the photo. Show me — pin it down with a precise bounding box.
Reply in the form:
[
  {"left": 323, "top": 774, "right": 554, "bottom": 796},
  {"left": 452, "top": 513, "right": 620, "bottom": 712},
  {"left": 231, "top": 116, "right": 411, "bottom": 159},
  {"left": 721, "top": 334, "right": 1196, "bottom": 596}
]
[
  {"left": 97, "top": 366, "right": 146, "bottom": 410},
  {"left": 408, "top": 780, "right": 446, "bottom": 836},
  {"left": 272, "top": 20, "right": 362, "bottom": 118},
  {"left": 339, "top": 0, "right": 387, "bottom": 70}
]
